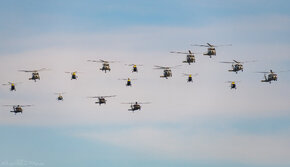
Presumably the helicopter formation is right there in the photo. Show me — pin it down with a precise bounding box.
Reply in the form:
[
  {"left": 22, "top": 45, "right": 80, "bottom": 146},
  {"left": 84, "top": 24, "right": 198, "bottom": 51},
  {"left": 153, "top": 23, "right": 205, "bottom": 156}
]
[{"left": 2, "top": 43, "right": 289, "bottom": 114}]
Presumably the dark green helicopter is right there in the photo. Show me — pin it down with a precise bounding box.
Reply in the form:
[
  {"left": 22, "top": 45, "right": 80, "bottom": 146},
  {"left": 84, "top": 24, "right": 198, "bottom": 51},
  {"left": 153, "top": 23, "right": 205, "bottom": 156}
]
[
  {"left": 122, "top": 102, "right": 151, "bottom": 112},
  {"left": 19, "top": 68, "right": 49, "bottom": 82},
  {"left": 220, "top": 60, "right": 256, "bottom": 74},
  {"left": 88, "top": 95, "right": 116, "bottom": 105},
  {"left": 88, "top": 59, "right": 118, "bottom": 73},
  {"left": 256, "top": 70, "right": 290, "bottom": 83},
  {"left": 154, "top": 65, "right": 181, "bottom": 79},
  {"left": 192, "top": 43, "right": 231, "bottom": 58},
  {"left": 3, "top": 105, "right": 33, "bottom": 115},
  {"left": 55, "top": 92, "right": 65, "bottom": 101},
  {"left": 170, "top": 50, "right": 200, "bottom": 65}
]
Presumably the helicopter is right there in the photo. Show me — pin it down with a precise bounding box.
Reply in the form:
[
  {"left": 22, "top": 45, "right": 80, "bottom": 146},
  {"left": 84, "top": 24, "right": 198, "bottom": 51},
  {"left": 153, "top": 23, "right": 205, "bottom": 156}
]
[
  {"left": 154, "top": 65, "right": 181, "bottom": 79},
  {"left": 192, "top": 43, "right": 232, "bottom": 58},
  {"left": 122, "top": 102, "right": 151, "bottom": 112},
  {"left": 183, "top": 73, "right": 198, "bottom": 83},
  {"left": 119, "top": 78, "right": 137, "bottom": 87},
  {"left": 88, "top": 95, "right": 116, "bottom": 105},
  {"left": 126, "top": 64, "right": 143, "bottom": 72},
  {"left": 2, "top": 82, "right": 22, "bottom": 91},
  {"left": 226, "top": 81, "right": 240, "bottom": 89},
  {"left": 65, "top": 71, "right": 80, "bottom": 80},
  {"left": 88, "top": 59, "right": 118, "bottom": 73},
  {"left": 220, "top": 60, "right": 256, "bottom": 74},
  {"left": 19, "top": 68, "right": 48, "bottom": 82},
  {"left": 3, "top": 105, "right": 32, "bottom": 115},
  {"left": 170, "top": 50, "right": 200, "bottom": 65},
  {"left": 54, "top": 92, "right": 65, "bottom": 101},
  {"left": 256, "top": 70, "right": 290, "bottom": 83}
]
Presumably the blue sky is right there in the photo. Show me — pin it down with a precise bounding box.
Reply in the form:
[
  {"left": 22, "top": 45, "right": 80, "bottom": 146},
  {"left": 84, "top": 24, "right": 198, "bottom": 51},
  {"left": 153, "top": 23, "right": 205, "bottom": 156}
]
[{"left": 1, "top": 0, "right": 290, "bottom": 167}]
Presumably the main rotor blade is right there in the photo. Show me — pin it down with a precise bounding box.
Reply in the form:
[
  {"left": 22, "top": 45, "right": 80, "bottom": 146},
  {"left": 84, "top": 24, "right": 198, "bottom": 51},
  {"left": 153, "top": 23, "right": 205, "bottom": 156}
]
[
  {"left": 19, "top": 70, "right": 35, "bottom": 72},
  {"left": 103, "top": 95, "right": 116, "bottom": 98},
  {"left": 214, "top": 44, "right": 232, "bottom": 47},
  {"left": 226, "top": 81, "right": 241, "bottom": 83},
  {"left": 191, "top": 44, "right": 209, "bottom": 47},
  {"left": 169, "top": 65, "right": 182, "bottom": 69},
  {"left": 126, "top": 64, "right": 143, "bottom": 66},
  {"left": 170, "top": 51, "right": 188, "bottom": 54},
  {"left": 154, "top": 65, "right": 167, "bottom": 69},
  {"left": 87, "top": 96, "right": 100, "bottom": 98},
  {"left": 19, "top": 68, "right": 48, "bottom": 72},
  {"left": 37, "top": 68, "right": 49, "bottom": 72},
  {"left": 139, "top": 102, "right": 151, "bottom": 104},
  {"left": 121, "top": 102, "right": 134, "bottom": 104},
  {"left": 87, "top": 60, "right": 98, "bottom": 62},
  {"left": 20, "top": 105, "right": 33, "bottom": 107},
  {"left": 243, "top": 60, "right": 257, "bottom": 63}
]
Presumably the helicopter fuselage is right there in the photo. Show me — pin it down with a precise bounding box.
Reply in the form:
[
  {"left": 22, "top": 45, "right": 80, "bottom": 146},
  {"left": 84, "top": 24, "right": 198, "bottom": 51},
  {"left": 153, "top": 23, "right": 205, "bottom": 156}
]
[
  {"left": 126, "top": 80, "right": 132, "bottom": 86},
  {"left": 101, "top": 63, "right": 111, "bottom": 73},
  {"left": 188, "top": 76, "right": 193, "bottom": 82},
  {"left": 204, "top": 47, "right": 216, "bottom": 58},
  {"left": 161, "top": 69, "right": 172, "bottom": 79},
  {"left": 10, "top": 84, "right": 16, "bottom": 91},
  {"left": 229, "top": 63, "right": 243, "bottom": 73},
  {"left": 71, "top": 73, "right": 78, "bottom": 80},
  {"left": 96, "top": 98, "right": 106, "bottom": 105},
  {"left": 57, "top": 96, "right": 63, "bottom": 101},
  {"left": 231, "top": 82, "right": 236, "bottom": 89},
  {"left": 132, "top": 66, "right": 138, "bottom": 72},
  {"left": 262, "top": 73, "right": 277, "bottom": 83},
  {"left": 11, "top": 106, "right": 23, "bottom": 114},
  {"left": 183, "top": 55, "right": 195, "bottom": 65},
  {"left": 29, "top": 72, "right": 40, "bottom": 82},
  {"left": 129, "top": 104, "right": 141, "bottom": 111}
]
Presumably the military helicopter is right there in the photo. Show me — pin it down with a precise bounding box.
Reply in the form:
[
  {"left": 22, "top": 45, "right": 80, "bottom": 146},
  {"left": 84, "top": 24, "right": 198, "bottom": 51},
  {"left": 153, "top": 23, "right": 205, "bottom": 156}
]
[
  {"left": 65, "top": 71, "right": 81, "bottom": 80},
  {"left": 183, "top": 73, "right": 198, "bottom": 83},
  {"left": 88, "top": 95, "right": 116, "bottom": 105},
  {"left": 119, "top": 78, "right": 137, "bottom": 87},
  {"left": 54, "top": 92, "right": 65, "bottom": 101},
  {"left": 192, "top": 43, "right": 232, "bottom": 58},
  {"left": 2, "top": 82, "right": 22, "bottom": 91},
  {"left": 126, "top": 64, "right": 143, "bottom": 72},
  {"left": 122, "top": 102, "right": 151, "bottom": 112},
  {"left": 154, "top": 65, "right": 181, "bottom": 79},
  {"left": 170, "top": 50, "right": 200, "bottom": 65},
  {"left": 220, "top": 60, "right": 256, "bottom": 74},
  {"left": 3, "top": 105, "right": 32, "bottom": 115},
  {"left": 19, "top": 68, "right": 48, "bottom": 82},
  {"left": 88, "top": 59, "right": 118, "bottom": 73},
  {"left": 256, "top": 70, "right": 290, "bottom": 83},
  {"left": 226, "top": 81, "right": 240, "bottom": 89}
]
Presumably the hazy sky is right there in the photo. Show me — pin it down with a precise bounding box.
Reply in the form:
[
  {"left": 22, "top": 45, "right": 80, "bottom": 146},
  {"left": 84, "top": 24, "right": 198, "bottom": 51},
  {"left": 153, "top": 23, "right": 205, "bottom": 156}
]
[{"left": 0, "top": 1, "right": 290, "bottom": 167}]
